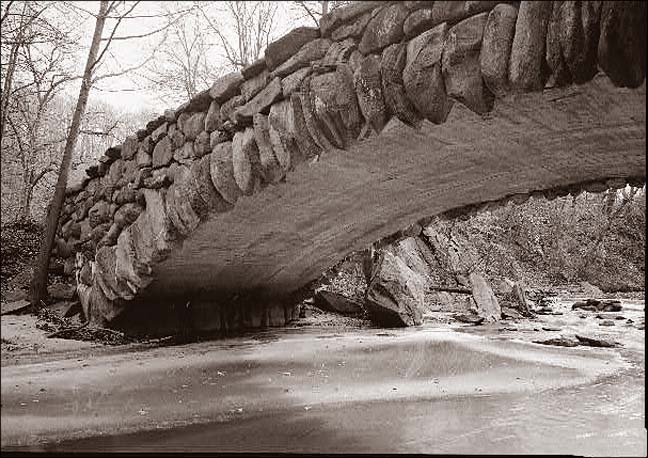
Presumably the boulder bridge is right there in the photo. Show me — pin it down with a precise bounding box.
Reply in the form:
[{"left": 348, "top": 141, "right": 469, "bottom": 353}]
[{"left": 56, "top": 1, "right": 646, "bottom": 334}]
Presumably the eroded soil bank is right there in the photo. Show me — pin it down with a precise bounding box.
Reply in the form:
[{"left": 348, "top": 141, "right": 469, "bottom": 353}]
[{"left": 1, "top": 297, "right": 644, "bottom": 455}]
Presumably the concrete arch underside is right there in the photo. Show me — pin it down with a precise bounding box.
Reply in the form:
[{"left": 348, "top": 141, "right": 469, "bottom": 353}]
[{"left": 142, "top": 75, "right": 645, "bottom": 306}]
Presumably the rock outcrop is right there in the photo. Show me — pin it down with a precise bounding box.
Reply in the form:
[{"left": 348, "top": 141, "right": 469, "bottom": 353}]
[
  {"left": 365, "top": 249, "right": 425, "bottom": 327},
  {"left": 314, "top": 290, "right": 364, "bottom": 316}
]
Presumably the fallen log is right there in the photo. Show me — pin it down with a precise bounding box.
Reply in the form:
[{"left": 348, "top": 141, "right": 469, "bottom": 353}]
[{"left": 427, "top": 286, "right": 472, "bottom": 294}]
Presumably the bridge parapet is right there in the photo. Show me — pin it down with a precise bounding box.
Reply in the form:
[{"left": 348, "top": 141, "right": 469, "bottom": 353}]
[{"left": 56, "top": 1, "right": 646, "bottom": 327}]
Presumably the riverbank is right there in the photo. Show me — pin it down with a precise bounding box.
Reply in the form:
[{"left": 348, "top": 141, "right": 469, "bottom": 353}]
[
  {"left": 1, "top": 296, "right": 644, "bottom": 454},
  {"left": 1, "top": 288, "right": 642, "bottom": 366}
]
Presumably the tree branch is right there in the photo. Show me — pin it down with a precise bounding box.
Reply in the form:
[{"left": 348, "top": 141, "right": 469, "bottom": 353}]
[
  {"left": 92, "top": 52, "right": 154, "bottom": 82},
  {"left": 0, "top": 0, "right": 15, "bottom": 25},
  {"left": 91, "top": 0, "right": 140, "bottom": 71},
  {"left": 294, "top": 1, "right": 320, "bottom": 27},
  {"left": 98, "top": 5, "right": 192, "bottom": 41}
]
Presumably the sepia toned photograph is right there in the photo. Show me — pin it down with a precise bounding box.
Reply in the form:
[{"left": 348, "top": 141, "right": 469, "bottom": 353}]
[{"left": 1, "top": 0, "right": 645, "bottom": 455}]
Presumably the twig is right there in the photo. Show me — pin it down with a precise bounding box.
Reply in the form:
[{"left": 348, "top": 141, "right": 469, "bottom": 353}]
[
  {"left": 46, "top": 322, "right": 88, "bottom": 338},
  {"left": 92, "top": 326, "right": 126, "bottom": 336}
]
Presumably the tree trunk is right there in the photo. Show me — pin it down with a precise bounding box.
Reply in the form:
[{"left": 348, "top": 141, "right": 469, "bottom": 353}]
[
  {"left": 20, "top": 186, "right": 32, "bottom": 223},
  {"left": 28, "top": 1, "right": 109, "bottom": 306},
  {"left": 0, "top": 6, "right": 24, "bottom": 140}
]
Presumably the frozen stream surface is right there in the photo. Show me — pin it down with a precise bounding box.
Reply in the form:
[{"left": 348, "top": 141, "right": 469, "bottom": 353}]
[{"left": 1, "top": 297, "right": 644, "bottom": 455}]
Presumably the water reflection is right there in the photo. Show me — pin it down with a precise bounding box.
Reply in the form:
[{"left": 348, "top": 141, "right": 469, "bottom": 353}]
[{"left": 51, "top": 366, "right": 644, "bottom": 455}]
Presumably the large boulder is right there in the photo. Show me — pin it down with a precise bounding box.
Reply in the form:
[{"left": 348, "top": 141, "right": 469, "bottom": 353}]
[
  {"left": 209, "top": 142, "right": 242, "bottom": 205},
  {"left": 381, "top": 43, "right": 422, "bottom": 127},
  {"left": 365, "top": 249, "right": 425, "bottom": 327},
  {"left": 95, "top": 245, "right": 134, "bottom": 302},
  {"left": 88, "top": 279, "right": 124, "bottom": 325},
  {"left": 290, "top": 92, "right": 321, "bottom": 162},
  {"left": 442, "top": 12, "right": 494, "bottom": 114},
  {"left": 185, "top": 89, "right": 211, "bottom": 112},
  {"left": 298, "top": 76, "right": 337, "bottom": 154},
  {"left": 562, "top": 1, "right": 601, "bottom": 84},
  {"left": 138, "top": 135, "right": 153, "bottom": 155},
  {"left": 193, "top": 130, "right": 211, "bottom": 158},
  {"left": 392, "top": 237, "right": 436, "bottom": 282},
  {"left": 509, "top": 1, "right": 552, "bottom": 92},
  {"left": 252, "top": 113, "right": 284, "bottom": 184},
  {"left": 322, "top": 38, "right": 358, "bottom": 66},
  {"left": 232, "top": 127, "right": 263, "bottom": 195},
  {"left": 359, "top": 3, "right": 408, "bottom": 54},
  {"left": 331, "top": 10, "right": 375, "bottom": 41},
  {"left": 240, "top": 69, "right": 270, "bottom": 102},
  {"left": 270, "top": 38, "right": 332, "bottom": 79},
  {"left": 152, "top": 136, "right": 173, "bottom": 168},
  {"left": 204, "top": 100, "right": 221, "bottom": 132},
  {"left": 182, "top": 112, "right": 207, "bottom": 141},
  {"left": 281, "top": 67, "right": 313, "bottom": 97},
  {"left": 135, "top": 149, "right": 152, "bottom": 168},
  {"left": 469, "top": 272, "right": 501, "bottom": 322},
  {"left": 220, "top": 95, "right": 245, "bottom": 124},
  {"left": 314, "top": 290, "right": 364, "bottom": 316},
  {"left": 189, "top": 155, "right": 233, "bottom": 213},
  {"left": 403, "top": 23, "right": 453, "bottom": 124},
  {"left": 404, "top": 8, "right": 435, "bottom": 39},
  {"left": 241, "top": 57, "right": 266, "bottom": 79},
  {"left": 88, "top": 200, "right": 110, "bottom": 228},
  {"left": 233, "top": 77, "right": 283, "bottom": 122},
  {"left": 173, "top": 142, "right": 194, "bottom": 165},
  {"left": 598, "top": 1, "right": 647, "bottom": 88},
  {"left": 268, "top": 98, "right": 300, "bottom": 170},
  {"left": 165, "top": 168, "right": 202, "bottom": 236},
  {"left": 265, "top": 26, "right": 320, "bottom": 70},
  {"left": 480, "top": 3, "right": 518, "bottom": 96},
  {"left": 545, "top": 1, "right": 571, "bottom": 88},
  {"left": 580, "top": 281, "right": 603, "bottom": 298},
  {"left": 353, "top": 54, "right": 388, "bottom": 133},
  {"left": 308, "top": 64, "right": 362, "bottom": 148},
  {"left": 121, "top": 135, "right": 139, "bottom": 160},
  {"left": 113, "top": 189, "right": 176, "bottom": 298},
  {"left": 114, "top": 202, "right": 144, "bottom": 229},
  {"left": 320, "top": 1, "right": 383, "bottom": 37},
  {"left": 430, "top": 1, "right": 498, "bottom": 26},
  {"left": 151, "top": 122, "right": 167, "bottom": 142},
  {"left": 209, "top": 72, "right": 244, "bottom": 102}
]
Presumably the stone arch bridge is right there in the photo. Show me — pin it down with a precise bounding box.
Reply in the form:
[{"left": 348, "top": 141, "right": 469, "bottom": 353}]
[{"left": 57, "top": 1, "right": 646, "bottom": 333}]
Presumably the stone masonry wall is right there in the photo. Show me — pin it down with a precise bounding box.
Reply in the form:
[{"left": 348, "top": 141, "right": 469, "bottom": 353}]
[{"left": 55, "top": 1, "right": 646, "bottom": 327}]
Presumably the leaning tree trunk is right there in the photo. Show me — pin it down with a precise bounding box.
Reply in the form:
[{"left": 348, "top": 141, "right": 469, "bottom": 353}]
[
  {"left": 28, "top": 1, "right": 109, "bottom": 306},
  {"left": 0, "top": 26, "right": 21, "bottom": 140}
]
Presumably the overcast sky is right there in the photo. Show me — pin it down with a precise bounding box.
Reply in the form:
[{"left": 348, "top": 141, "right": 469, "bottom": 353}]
[{"left": 66, "top": 1, "right": 315, "bottom": 114}]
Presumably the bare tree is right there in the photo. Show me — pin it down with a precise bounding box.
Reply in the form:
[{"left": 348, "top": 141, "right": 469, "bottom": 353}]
[
  {"left": 289, "top": 1, "right": 349, "bottom": 27},
  {"left": 0, "top": 1, "right": 74, "bottom": 139},
  {"left": 1, "top": 0, "right": 80, "bottom": 223},
  {"left": 140, "top": 1, "right": 282, "bottom": 103},
  {"left": 197, "top": 1, "right": 279, "bottom": 70},
  {"left": 28, "top": 1, "right": 110, "bottom": 306},
  {"left": 28, "top": 0, "right": 187, "bottom": 305},
  {"left": 140, "top": 2, "right": 221, "bottom": 104}
]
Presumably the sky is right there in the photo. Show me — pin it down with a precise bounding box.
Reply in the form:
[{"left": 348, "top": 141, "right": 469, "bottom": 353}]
[{"left": 65, "top": 1, "right": 316, "bottom": 114}]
